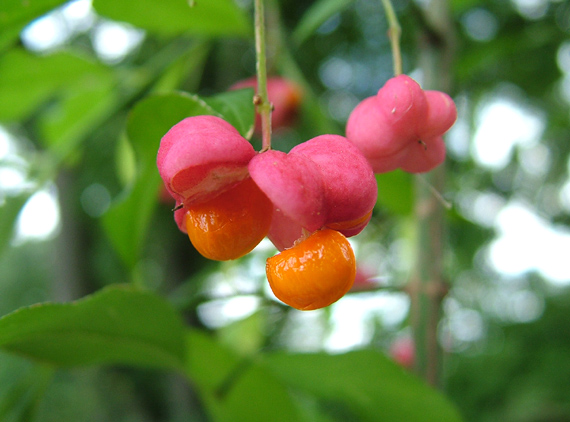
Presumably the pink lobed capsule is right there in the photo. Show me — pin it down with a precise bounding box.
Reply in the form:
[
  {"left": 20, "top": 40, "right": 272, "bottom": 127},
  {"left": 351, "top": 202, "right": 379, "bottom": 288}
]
[{"left": 157, "top": 115, "right": 256, "bottom": 206}]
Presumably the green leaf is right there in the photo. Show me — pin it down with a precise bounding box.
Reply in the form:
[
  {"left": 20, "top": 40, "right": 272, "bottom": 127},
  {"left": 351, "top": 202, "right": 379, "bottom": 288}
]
[
  {"left": 102, "top": 169, "right": 162, "bottom": 269},
  {"left": 217, "top": 311, "right": 265, "bottom": 356},
  {"left": 38, "top": 71, "right": 117, "bottom": 160},
  {"left": 0, "top": 23, "right": 24, "bottom": 52},
  {"left": 0, "top": 353, "right": 54, "bottom": 422},
  {"left": 126, "top": 92, "right": 216, "bottom": 166},
  {"left": 0, "top": 0, "right": 67, "bottom": 28},
  {"left": 203, "top": 88, "right": 255, "bottom": 139},
  {"left": 185, "top": 329, "right": 240, "bottom": 392},
  {"left": 375, "top": 170, "right": 414, "bottom": 215},
  {"left": 0, "top": 285, "right": 186, "bottom": 370},
  {"left": 292, "top": 0, "right": 355, "bottom": 46},
  {"left": 262, "top": 350, "right": 464, "bottom": 422},
  {"left": 185, "top": 329, "right": 308, "bottom": 422},
  {"left": 0, "top": 49, "right": 113, "bottom": 123},
  {"left": 92, "top": 0, "right": 251, "bottom": 38},
  {"left": 152, "top": 40, "right": 212, "bottom": 93}
]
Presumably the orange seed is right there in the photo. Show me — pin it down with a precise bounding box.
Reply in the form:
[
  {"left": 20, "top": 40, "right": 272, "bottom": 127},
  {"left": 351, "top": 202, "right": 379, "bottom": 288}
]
[
  {"left": 266, "top": 229, "right": 356, "bottom": 310},
  {"left": 185, "top": 177, "right": 272, "bottom": 261}
]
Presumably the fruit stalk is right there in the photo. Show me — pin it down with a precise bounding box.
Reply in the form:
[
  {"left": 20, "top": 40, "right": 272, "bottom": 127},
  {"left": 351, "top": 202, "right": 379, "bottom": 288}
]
[
  {"left": 380, "top": 0, "right": 402, "bottom": 76},
  {"left": 254, "top": 0, "right": 273, "bottom": 151}
]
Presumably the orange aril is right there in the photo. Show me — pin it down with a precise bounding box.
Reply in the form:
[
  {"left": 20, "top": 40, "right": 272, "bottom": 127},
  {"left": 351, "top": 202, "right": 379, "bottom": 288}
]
[
  {"left": 266, "top": 229, "right": 356, "bottom": 310},
  {"left": 326, "top": 210, "right": 372, "bottom": 232},
  {"left": 185, "top": 177, "right": 272, "bottom": 261}
]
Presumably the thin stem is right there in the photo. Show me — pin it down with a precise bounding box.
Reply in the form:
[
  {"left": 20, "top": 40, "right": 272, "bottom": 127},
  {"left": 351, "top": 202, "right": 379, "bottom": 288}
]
[
  {"left": 416, "top": 174, "right": 452, "bottom": 210},
  {"left": 254, "top": 0, "right": 273, "bottom": 151},
  {"left": 380, "top": 0, "right": 403, "bottom": 76}
]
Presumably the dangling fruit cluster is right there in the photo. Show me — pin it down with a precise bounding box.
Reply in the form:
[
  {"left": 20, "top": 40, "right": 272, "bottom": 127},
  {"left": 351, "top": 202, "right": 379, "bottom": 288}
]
[
  {"left": 157, "top": 74, "right": 456, "bottom": 311},
  {"left": 157, "top": 115, "right": 376, "bottom": 310},
  {"left": 346, "top": 74, "right": 457, "bottom": 174}
]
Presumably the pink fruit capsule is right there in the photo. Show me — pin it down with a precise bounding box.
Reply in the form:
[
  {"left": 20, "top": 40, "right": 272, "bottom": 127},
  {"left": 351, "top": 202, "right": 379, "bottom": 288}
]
[
  {"left": 249, "top": 134, "right": 377, "bottom": 250},
  {"left": 399, "top": 136, "right": 446, "bottom": 174},
  {"left": 346, "top": 75, "right": 457, "bottom": 174},
  {"left": 157, "top": 115, "right": 256, "bottom": 206},
  {"left": 290, "top": 134, "right": 377, "bottom": 231},
  {"left": 375, "top": 75, "right": 428, "bottom": 141},
  {"left": 248, "top": 149, "right": 327, "bottom": 233},
  {"left": 421, "top": 90, "right": 458, "bottom": 139}
]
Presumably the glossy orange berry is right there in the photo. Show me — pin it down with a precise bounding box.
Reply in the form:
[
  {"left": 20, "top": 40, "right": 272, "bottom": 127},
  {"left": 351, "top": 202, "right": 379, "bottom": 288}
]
[
  {"left": 266, "top": 229, "right": 356, "bottom": 310},
  {"left": 185, "top": 177, "right": 272, "bottom": 261}
]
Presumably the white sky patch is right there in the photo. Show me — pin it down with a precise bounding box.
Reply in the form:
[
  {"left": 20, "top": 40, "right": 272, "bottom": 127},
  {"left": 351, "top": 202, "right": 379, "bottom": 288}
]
[
  {"left": 325, "top": 292, "right": 410, "bottom": 353},
  {"left": 0, "top": 128, "right": 12, "bottom": 160},
  {"left": 61, "top": 0, "right": 95, "bottom": 32},
  {"left": 197, "top": 295, "right": 260, "bottom": 329},
  {"left": 519, "top": 143, "right": 551, "bottom": 176},
  {"left": 91, "top": 20, "right": 145, "bottom": 63},
  {"left": 510, "top": 0, "right": 549, "bottom": 19},
  {"left": 0, "top": 167, "right": 27, "bottom": 193},
  {"left": 13, "top": 186, "right": 61, "bottom": 245},
  {"left": 20, "top": 0, "right": 94, "bottom": 52},
  {"left": 20, "top": 0, "right": 143, "bottom": 64},
  {"left": 560, "top": 180, "right": 570, "bottom": 212},
  {"left": 472, "top": 97, "right": 545, "bottom": 170},
  {"left": 458, "top": 189, "right": 506, "bottom": 228},
  {"left": 560, "top": 74, "right": 570, "bottom": 105},
  {"left": 487, "top": 200, "right": 570, "bottom": 284},
  {"left": 557, "top": 41, "right": 570, "bottom": 74},
  {"left": 21, "top": 12, "right": 70, "bottom": 51},
  {"left": 461, "top": 8, "right": 499, "bottom": 42}
]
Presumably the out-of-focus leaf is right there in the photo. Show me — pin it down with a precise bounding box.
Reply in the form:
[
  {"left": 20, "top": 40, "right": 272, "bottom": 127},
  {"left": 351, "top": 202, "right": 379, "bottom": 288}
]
[
  {"left": 375, "top": 170, "right": 414, "bottom": 215},
  {"left": 185, "top": 329, "right": 308, "bottom": 422},
  {"left": 0, "top": 194, "right": 31, "bottom": 258},
  {"left": 0, "top": 49, "right": 117, "bottom": 164},
  {"left": 185, "top": 329, "right": 241, "bottom": 392},
  {"left": 448, "top": 210, "right": 493, "bottom": 273},
  {"left": 449, "top": 0, "right": 485, "bottom": 13},
  {"left": 0, "top": 285, "right": 186, "bottom": 370},
  {"left": 126, "top": 92, "right": 216, "bottom": 166},
  {"left": 0, "top": 0, "right": 68, "bottom": 51},
  {"left": 102, "top": 169, "right": 162, "bottom": 269},
  {"left": 115, "top": 134, "right": 137, "bottom": 188},
  {"left": 0, "top": 0, "right": 67, "bottom": 28},
  {"left": 262, "top": 350, "right": 464, "bottom": 422},
  {"left": 152, "top": 40, "right": 211, "bottom": 93},
  {"left": 217, "top": 311, "right": 264, "bottom": 356},
  {"left": 292, "top": 0, "right": 355, "bottom": 46},
  {"left": 455, "top": 21, "right": 562, "bottom": 97},
  {"left": 92, "top": 0, "right": 251, "bottom": 38},
  {"left": 0, "top": 353, "right": 54, "bottom": 422},
  {"left": 38, "top": 70, "right": 117, "bottom": 160},
  {"left": 0, "top": 25, "right": 23, "bottom": 52},
  {"left": 203, "top": 88, "right": 255, "bottom": 139},
  {"left": 0, "top": 49, "right": 113, "bottom": 122}
]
